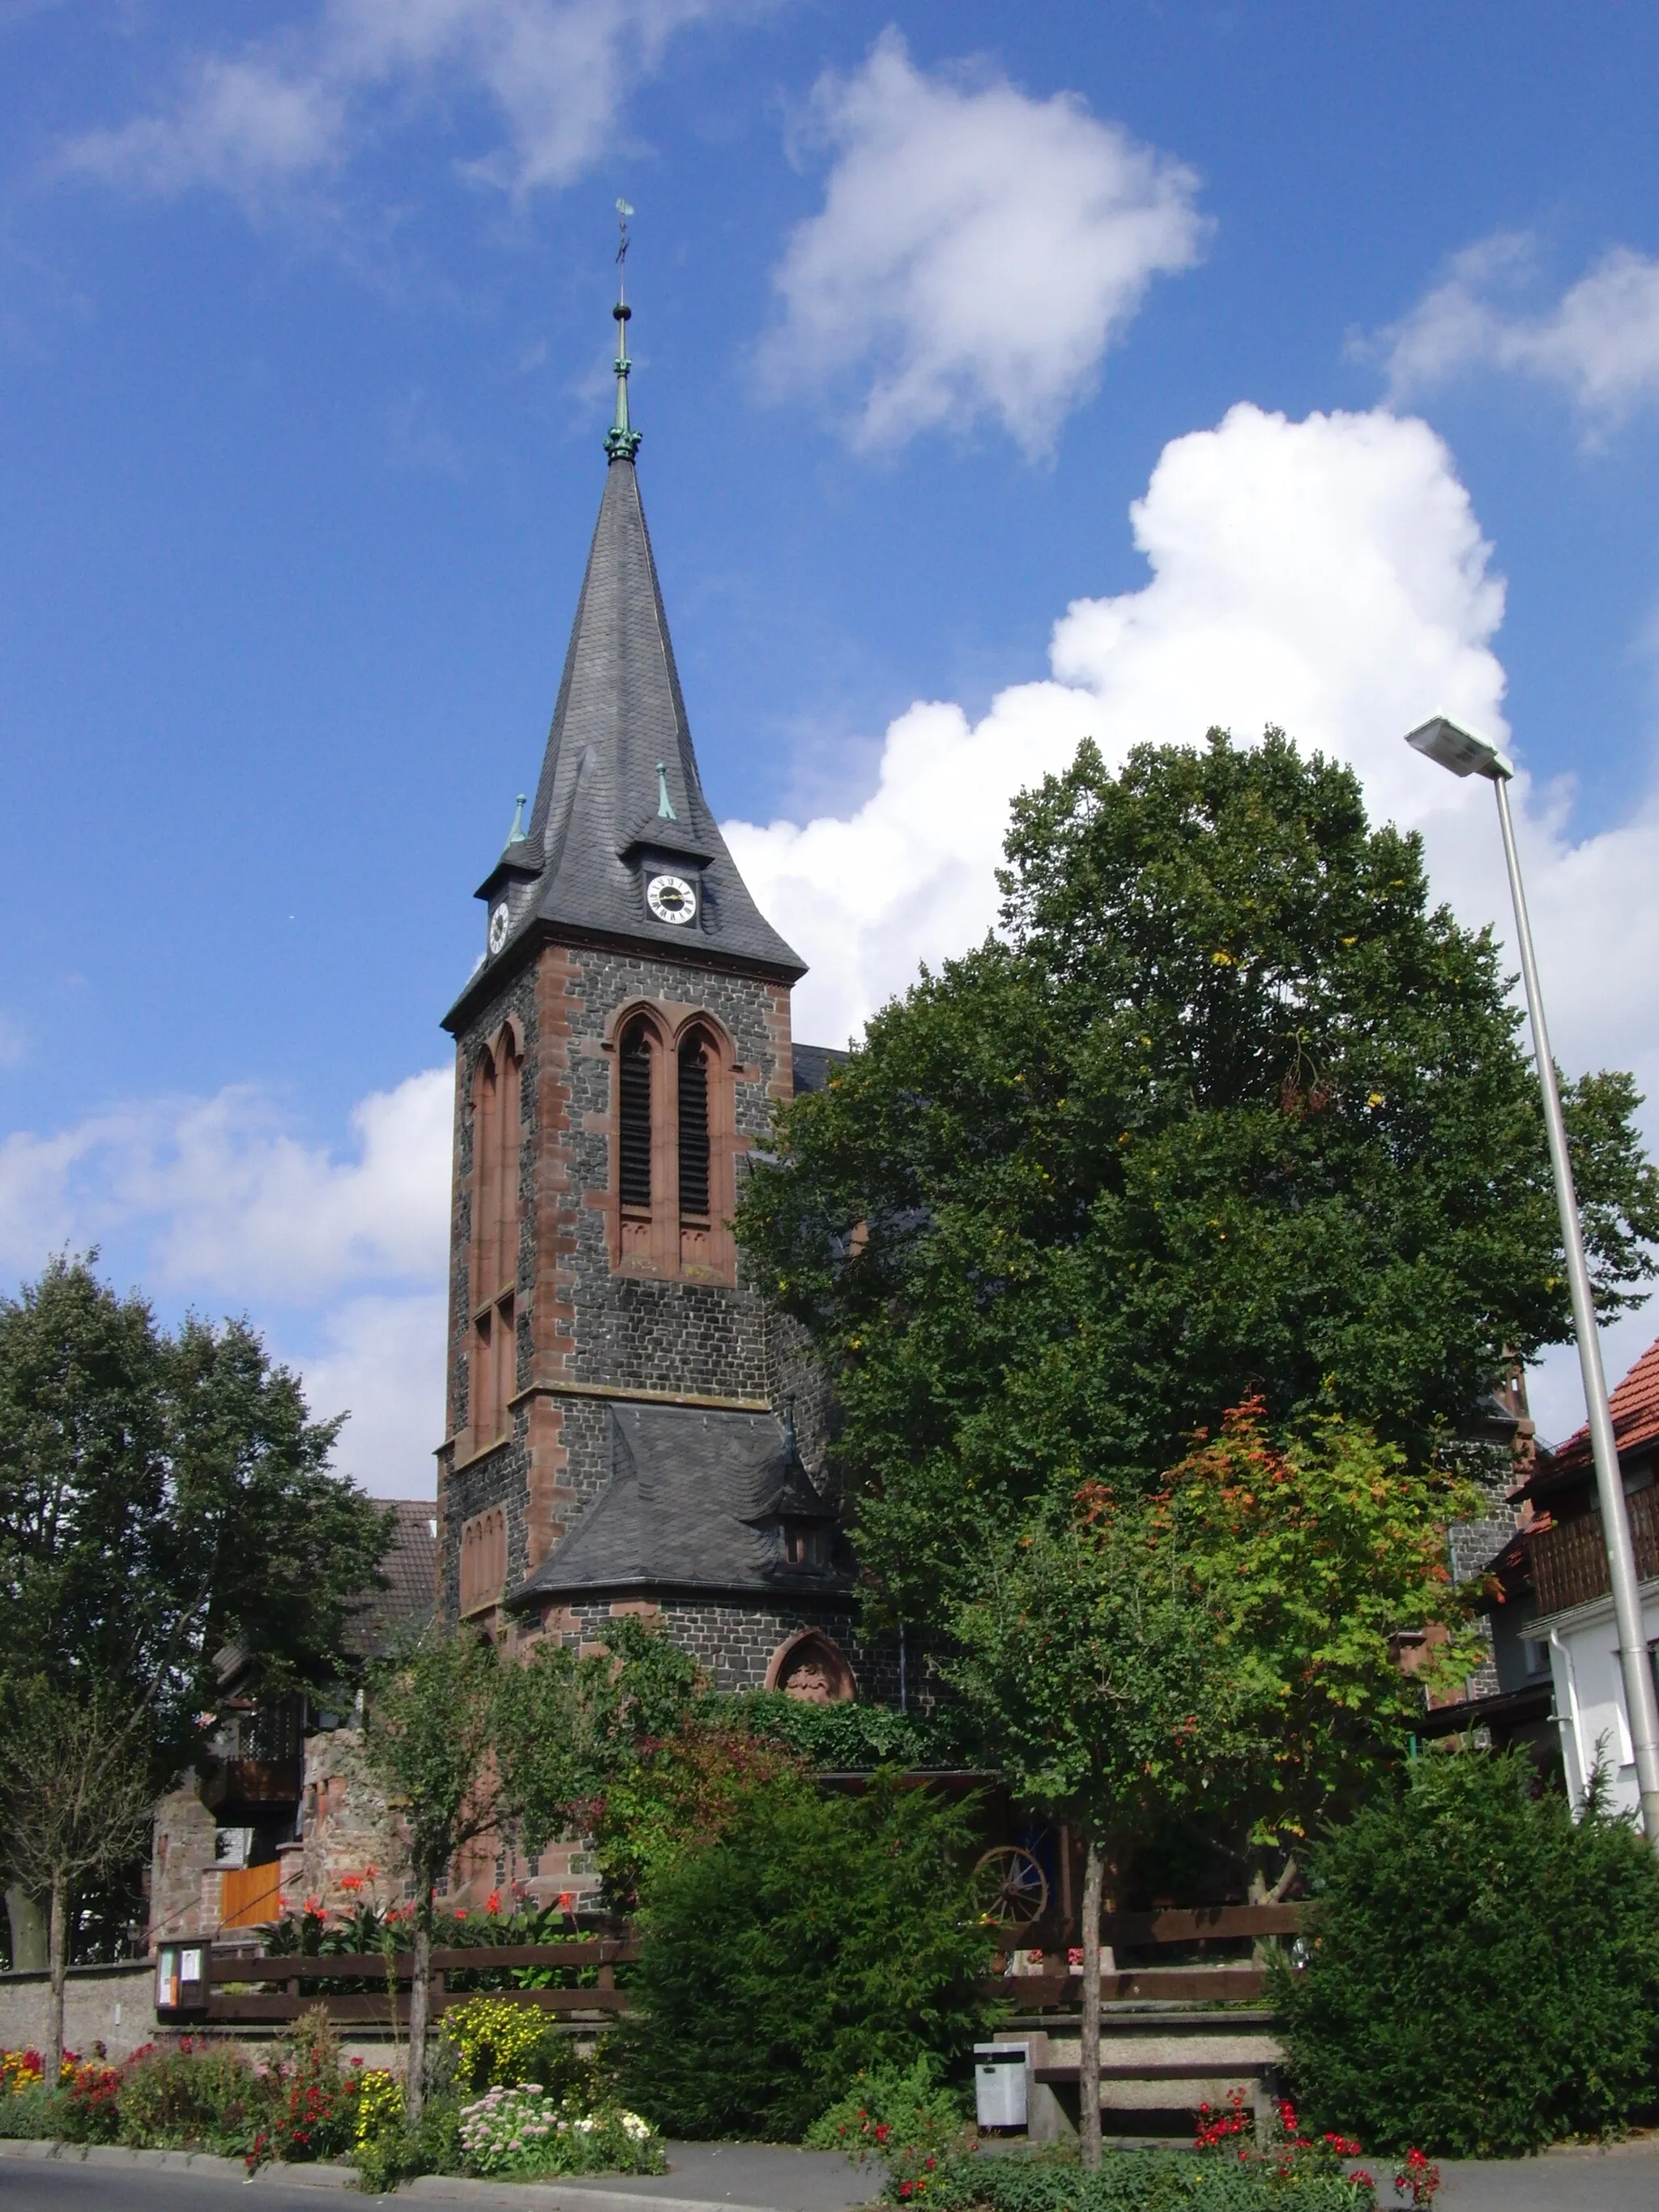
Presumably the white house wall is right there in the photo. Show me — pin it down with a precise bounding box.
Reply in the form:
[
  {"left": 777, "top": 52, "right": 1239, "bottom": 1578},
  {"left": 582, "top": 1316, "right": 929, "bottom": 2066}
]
[{"left": 1527, "top": 1581, "right": 1659, "bottom": 1817}]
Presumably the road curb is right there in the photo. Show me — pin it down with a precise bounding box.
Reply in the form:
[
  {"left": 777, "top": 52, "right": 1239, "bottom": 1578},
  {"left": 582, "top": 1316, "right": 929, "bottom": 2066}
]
[
  {"left": 0, "top": 2138, "right": 808, "bottom": 2208},
  {"left": 0, "top": 2139, "right": 352, "bottom": 2185}
]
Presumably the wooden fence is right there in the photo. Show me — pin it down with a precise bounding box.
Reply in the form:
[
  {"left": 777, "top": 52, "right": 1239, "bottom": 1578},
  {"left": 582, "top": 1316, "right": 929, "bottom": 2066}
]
[
  {"left": 159, "top": 1939, "right": 638, "bottom": 2027},
  {"left": 984, "top": 1902, "right": 1303, "bottom": 2011},
  {"left": 163, "top": 1903, "right": 1303, "bottom": 2029}
]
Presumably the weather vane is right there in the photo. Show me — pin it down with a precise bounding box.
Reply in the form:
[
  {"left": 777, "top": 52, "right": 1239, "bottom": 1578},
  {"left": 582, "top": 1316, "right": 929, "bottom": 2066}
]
[{"left": 605, "top": 199, "right": 642, "bottom": 463}]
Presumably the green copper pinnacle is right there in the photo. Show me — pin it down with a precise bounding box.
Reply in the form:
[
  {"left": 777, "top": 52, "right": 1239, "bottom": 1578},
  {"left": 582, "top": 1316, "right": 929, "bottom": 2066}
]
[{"left": 604, "top": 199, "right": 642, "bottom": 463}]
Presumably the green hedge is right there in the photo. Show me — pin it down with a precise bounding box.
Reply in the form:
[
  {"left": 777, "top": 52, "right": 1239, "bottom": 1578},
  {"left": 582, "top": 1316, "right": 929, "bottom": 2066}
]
[
  {"left": 1274, "top": 1749, "right": 1659, "bottom": 2154},
  {"left": 618, "top": 1769, "right": 996, "bottom": 2139}
]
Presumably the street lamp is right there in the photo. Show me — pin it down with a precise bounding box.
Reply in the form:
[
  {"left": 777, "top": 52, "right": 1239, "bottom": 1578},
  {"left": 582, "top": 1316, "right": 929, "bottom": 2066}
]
[{"left": 1405, "top": 713, "right": 1659, "bottom": 1848}]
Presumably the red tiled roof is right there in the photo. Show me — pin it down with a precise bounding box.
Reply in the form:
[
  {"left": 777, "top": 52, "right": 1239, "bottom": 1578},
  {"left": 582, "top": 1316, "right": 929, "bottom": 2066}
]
[{"left": 1548, "top": 1332, "right": 1659, "bottom": 1475}]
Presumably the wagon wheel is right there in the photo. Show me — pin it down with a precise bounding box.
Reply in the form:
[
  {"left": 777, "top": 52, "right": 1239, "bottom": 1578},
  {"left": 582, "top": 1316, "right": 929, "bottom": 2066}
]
[{"left": 970, "top": 1845, "right": 1050, "bottom": 1930}]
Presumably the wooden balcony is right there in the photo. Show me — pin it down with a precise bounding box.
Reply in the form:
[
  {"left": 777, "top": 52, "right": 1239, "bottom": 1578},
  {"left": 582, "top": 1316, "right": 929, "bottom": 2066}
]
[
  {"left": 1529, "top": 1485, "right": 1659, "bottom": 1618},
  {"left": 202, "top": 1756, "right": 302, "bottom": 1812}
]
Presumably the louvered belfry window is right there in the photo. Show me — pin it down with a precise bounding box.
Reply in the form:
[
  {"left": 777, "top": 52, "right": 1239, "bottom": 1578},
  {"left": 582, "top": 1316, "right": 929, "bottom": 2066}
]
[
  {"left": 678, "top": 1034, "right": 711, "bottom": 1219},
  {"left": 619, "top": 1020, "right": 653, "bottom": 1210}
]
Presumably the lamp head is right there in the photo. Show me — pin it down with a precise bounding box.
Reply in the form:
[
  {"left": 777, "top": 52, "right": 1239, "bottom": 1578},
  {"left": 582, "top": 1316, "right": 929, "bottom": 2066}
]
[{"left": 1405, "top": 714, "right": 1514, "bottom": 781}]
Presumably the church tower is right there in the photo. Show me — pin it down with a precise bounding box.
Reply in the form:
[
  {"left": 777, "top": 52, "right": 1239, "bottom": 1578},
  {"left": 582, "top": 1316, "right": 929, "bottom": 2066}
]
[{"left": 437, "top": 265, "right": 884, "bottom": 1702}]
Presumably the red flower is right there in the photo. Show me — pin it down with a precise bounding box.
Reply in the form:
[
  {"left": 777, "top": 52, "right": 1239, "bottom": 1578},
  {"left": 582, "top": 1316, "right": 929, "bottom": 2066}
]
[{"left": 484, "top": 1890, "right": 502, "bottom": 1915}]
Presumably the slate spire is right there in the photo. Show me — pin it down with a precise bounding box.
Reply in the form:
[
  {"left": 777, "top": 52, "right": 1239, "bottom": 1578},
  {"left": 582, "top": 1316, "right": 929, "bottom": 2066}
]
[{"left": 448, "top": 258, "right": 804, "bottom": 1029}]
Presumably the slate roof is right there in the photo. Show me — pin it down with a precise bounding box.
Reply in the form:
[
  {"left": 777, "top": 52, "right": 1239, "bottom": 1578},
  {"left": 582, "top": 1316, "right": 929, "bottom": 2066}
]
[
  {"left": 347, "top": 1500, "right": 438, "bottom": 1657},
  {"left": 792, "top": 1042, "right": 848, "bottom": 1097},
  {"left": 511, "top": 1404, "right": 852, "bottom": 1607},
  {"left": 1529, "top": 1332, "right": 1659, "bottom": 1494},
  {"left": 446, "top": 455, "right": 803, "bottom": 1033}
]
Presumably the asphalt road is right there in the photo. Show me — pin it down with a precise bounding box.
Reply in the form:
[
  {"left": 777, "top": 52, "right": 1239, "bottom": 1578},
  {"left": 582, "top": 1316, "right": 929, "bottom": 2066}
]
[
  {"left": 0, "top": 2144, "right": 876, "bottom": 2212},
  {"left": 4, "top": 2141, "right": 1659, "bottom": 2212}
]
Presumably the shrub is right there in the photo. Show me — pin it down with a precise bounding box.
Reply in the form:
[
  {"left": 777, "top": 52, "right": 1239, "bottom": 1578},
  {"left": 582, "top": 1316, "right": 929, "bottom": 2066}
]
[
  {"left": 916, "top": 2143, "right": 1377, "bottom": 2211},
  {"left": 350, "top": 2065, "right": 404, "bottom": 2149},
  {"left": 587, "top": 1717, "right": 804, "bottom": 1909},
  {"left": 351, "top": 2085, "right": 464, "bottom": 2195},
  {"left": 256, "top": 2010, "right": 358, "bottom": 2164},
  {"left": 804, "top": 2058, "right": 971, "bottom": 2196},
  {"left": 117, "top": 2041, "right": 274, "bottom": 2154},
  {"left": 56, "top": 2056, "right": 122, "bottom": 2142},
  {"left": 1273, "top": 1750, "right": 1659, "bottom": 2155},
  {"left": 458, "top": 2083, "right": 663, "bottom": 2178},
  {"left": 0, "top": 2084, "right": 56, "bottom": 2139},
  {"left": 735, "top": 1693, "right": 968, "bottom": 1771},
  {"left": 0, "top": 2048, "right": 48, "bottom": 2095},
  {"left": 619, "top": 1769, "right": 997, "bottom": 2140},
  {"left": 439, "top": 1994, "right": 607, "bottom": 2107},
  {"left": 441, "top": 1997, "right": 550, "bottom": 2091}
]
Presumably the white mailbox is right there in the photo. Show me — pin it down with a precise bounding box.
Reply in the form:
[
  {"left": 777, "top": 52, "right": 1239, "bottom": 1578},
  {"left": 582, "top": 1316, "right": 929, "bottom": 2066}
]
[{"left": 974, "top": 2041, "right": 1028, "bottom": 2129}]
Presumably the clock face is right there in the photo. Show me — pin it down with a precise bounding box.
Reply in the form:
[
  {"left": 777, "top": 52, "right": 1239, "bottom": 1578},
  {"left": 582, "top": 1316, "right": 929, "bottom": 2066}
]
[
  {"left": 646, "top": 872, "right": 697, "bottom": 926},
  {"left": 488, "top": 902, "right": 510, "bottom": 955}
]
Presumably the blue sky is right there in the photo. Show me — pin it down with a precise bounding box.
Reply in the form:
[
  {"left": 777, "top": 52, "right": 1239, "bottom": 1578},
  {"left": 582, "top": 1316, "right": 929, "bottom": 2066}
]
[{"left": 4, "top": 1, "right": 1659, "bottom": 1490}]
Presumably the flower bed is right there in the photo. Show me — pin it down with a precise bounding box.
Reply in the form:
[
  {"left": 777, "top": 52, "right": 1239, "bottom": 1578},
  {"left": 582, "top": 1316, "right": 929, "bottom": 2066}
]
[
  {"left": 459, "top": 2082, "right": 663, "bottom": 2178},
  {"left": 2, "top": 1992, "right": 663, "bottom": 2192},
  {"left": 806, "top": 2078, "right": 1440, "bottom": 2212},
  {"left": 0, "top": 2021, "right": 361, "bottom": 2164}
]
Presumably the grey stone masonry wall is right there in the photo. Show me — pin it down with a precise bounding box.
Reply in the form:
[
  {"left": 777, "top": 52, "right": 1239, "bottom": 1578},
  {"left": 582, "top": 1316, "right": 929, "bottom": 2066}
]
[
  {"left": 541, "top": 1596, "right": 901, "bottom": 1701},
  {"left": 438, "top": 930, "right": 812, "bottom": 1627}
]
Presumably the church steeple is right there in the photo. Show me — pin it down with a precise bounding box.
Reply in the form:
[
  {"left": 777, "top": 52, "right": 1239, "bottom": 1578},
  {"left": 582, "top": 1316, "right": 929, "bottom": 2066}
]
[{"left": 446, "top": 253, "right": 804, "bottom": 1034}]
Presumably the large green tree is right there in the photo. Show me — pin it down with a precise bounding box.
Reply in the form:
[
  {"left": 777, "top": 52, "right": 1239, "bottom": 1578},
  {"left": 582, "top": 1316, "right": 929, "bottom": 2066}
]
[
  {"left": 738, "top": 731, "right": 1659, "bottom": 1620},
  {"left": 0, "top": 1256, "right": 393, "bottom": 1968}
]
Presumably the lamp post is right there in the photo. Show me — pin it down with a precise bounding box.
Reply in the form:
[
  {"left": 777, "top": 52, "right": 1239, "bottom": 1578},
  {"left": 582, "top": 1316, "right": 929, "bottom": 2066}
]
[{"left": 1405, "top": 714, "right": 1659, "bottom": 1848}]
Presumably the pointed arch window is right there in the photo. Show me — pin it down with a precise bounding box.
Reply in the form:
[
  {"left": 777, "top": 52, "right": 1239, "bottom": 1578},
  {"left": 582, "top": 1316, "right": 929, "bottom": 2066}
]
[
  {"left": 611, "top": 1008, "right": 736, "bottom": 1284},
  {"left": 471, "top": 1029, "right": 521, "bottom": 1448},
  {"left": 677, "top": 1032, "right": 711, "bottom": 1222},
  {"left": 619, "top": 1020, "right": 654, "bottom": 1213}
]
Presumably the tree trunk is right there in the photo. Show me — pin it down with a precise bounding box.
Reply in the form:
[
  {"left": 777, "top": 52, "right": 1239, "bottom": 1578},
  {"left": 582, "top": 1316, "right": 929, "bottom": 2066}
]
[
  {"left": 5, "top": 1883, "right": 48, "bottom": 1972},
  {"left": 1079, "top": 1834, "right": 1103, "bottom": 2172},
  {"left": 405, "top": 1899, "right": 432, "bottom": 2131},
  {"left": 45, "top": 1874, "right": 67, "bottom": 2086}
]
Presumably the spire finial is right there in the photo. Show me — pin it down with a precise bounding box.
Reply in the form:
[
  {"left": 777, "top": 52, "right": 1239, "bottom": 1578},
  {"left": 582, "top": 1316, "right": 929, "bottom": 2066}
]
[
  {"left": 604, "top": 199, "right": 642, "bottom": 464},
  {"left": 506, "top": 794, "right": 527, "bottom": 845},
  {"left": 655, "top": 761, "right": 676, "bottom": 820}
]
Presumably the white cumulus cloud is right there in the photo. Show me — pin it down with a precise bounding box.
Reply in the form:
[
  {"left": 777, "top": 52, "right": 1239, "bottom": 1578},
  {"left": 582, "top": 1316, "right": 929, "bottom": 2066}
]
[
  {"left": 58, "top": 0, "right": 726, "bottom": 207},
  {"left": 726, "top": 399, "right": 1659, "bottom": 1443},
  {"left": 729, "top": 403, "right": 1511, "bottom": 1051},
  {"left": 1375, "top": 233, "right": 1659, "bottom": 431},
  {"left": 298, "top": 1292, "right": 449, "bottom": 1498},
  {"left": 764, "top": 29, "right": 1208, "bottom": 455}
]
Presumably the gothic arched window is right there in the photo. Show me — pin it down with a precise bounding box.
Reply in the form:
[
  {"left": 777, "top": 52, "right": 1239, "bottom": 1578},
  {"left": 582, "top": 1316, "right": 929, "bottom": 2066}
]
[
  {"left": 611, "top": 1008, "right": 737, "bottom": 1285},
  {"left": 471, "top": 1029, "right": 521, "bottom": 1447},
  {"left": 619, "top": 1018, "right": 654, "bottom": 1213},
  {"left": 677, "top": 1031, "right": 711, "bottom": 1222}
]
